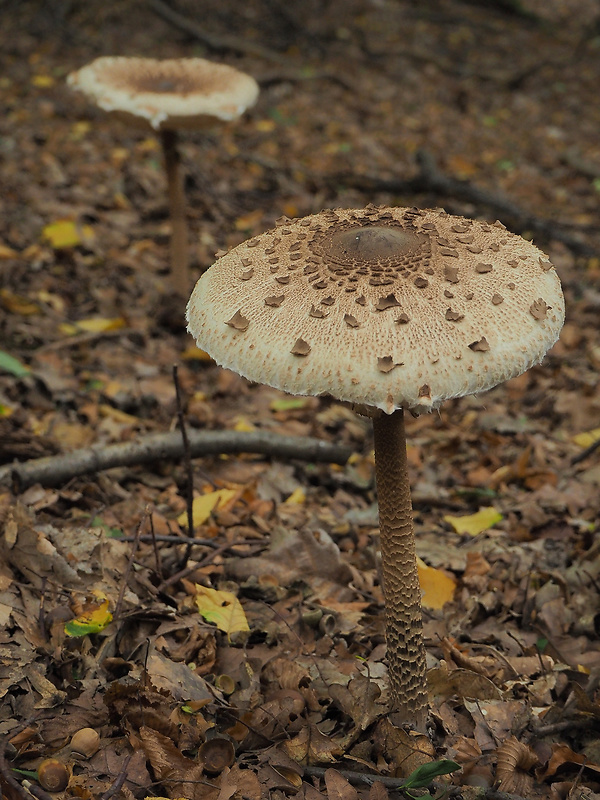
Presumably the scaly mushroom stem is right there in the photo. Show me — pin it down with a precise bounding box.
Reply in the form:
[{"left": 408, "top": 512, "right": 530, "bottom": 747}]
[
  {"left": 160, "top": 128, "right": 189, "bottom": 297},
  {"left": 372, "top": 408, "right": 428, "bottom": 731}
]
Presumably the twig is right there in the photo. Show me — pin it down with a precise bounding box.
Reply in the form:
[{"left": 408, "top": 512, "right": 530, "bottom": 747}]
[
  {"left": 303, "top": 766, "right": 407, "bottom": 790},
  {"left": 114, "top": 511, "right": 147, "bottom": 619},
  {"left": 147, "top": 0, "right": 290, "bottom": 64},
  {"left": 0, "top": 717, "right": 54, "bottom": 800},
  {"left": 571, "top": 437, "right": 600, "bottom": 465},
  {"left": 121, "top": 534, "right": 263, "bottom": 551},
  {"left": 157, "top": 538, "right": 238, "bottom": 591},
  {"left": 147, "top": 514, "right": 162, "bottom": 577},
  {"left": 173, "top": 365, "right": 195, "bottom": 568},
  {"left": 34, "top": 327, "right": 134, "bottom": 353},
  {"left": 329, "top": 150, "right": 596, "bottom": 257},
  {"left": 147, "top": 0, "right": 356, "bottom": 90},
  {"left": 270, "top": 148, "right": 593, "bottom": 257},
  {"left": 0, "top": 429, "right": 352, "bottom": 490},
  {"left": 100, "top": 754, "right": 132, "bottom": 800},
  {"left": 304, "top": 767, "right": 532, "bottom": 800}
]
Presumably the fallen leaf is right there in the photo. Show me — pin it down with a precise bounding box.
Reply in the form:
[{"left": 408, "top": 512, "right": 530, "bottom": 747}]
[
  {"left": 65, "top": 592, "right": 112, "bottom": 637},
  {"left": 42, "top": 219, "right": 94, "bottom": 249},
  {"left": 81, "top": 317, "right": 125, "bottom": 333},
  {"left": 285, "top": 487, "right": 306, "bottom": 504},
  {"left": 0, "top": 289, "right": 40, "bottom": 315},
  {"left": 444, "top": 507, "right": 502, "bottom": 536},
  {"left": 181, "top": 345, "right": 213, "bottom": 361},
  {"left": 324, "top": 768, "right": 359, "bottom": 800},
  {"left": 194, "top": 585, "right": 249, "bottom": 636},
  {"left": 417, "top": 558, "right": 456, "bottom": 609},
  {"left": 0, "top": 350, "right": 30, "bottom": 377},
  {"left": 31, "top": 74, "right": 55, "bottom": 87},
  {"left": 573, "top": 427, "right": 600, "bottom": 447},
  {"left": 178, "top": 489, "right": 238, "bottom": 528},
  {"left": 270, "top": 397, "right": 309, "bottom": 412},
  {"left": 0, "top": 243, "right": 19, "bottom": 259}
]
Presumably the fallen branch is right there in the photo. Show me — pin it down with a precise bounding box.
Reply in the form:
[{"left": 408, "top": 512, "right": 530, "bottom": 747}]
[
  {"left": 0, "top": 429, "right": 352, "bottom": 490},
  {"left": 329, "top": 150, "right": 596, "bottom": 257},
  {"left": 147, "top": 0, "right": 291, "bottom": 64},
  {"left": 147, "top": 0, "right": 355, "bottom": 90}
]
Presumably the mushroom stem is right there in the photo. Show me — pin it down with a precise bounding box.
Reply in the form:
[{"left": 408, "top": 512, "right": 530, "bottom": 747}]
[
  {"left": 372, "top": 408, "right": 428, "bottom": 731},
  {"left": 160, "top": 128, "right": 189, "bottom": 297}
]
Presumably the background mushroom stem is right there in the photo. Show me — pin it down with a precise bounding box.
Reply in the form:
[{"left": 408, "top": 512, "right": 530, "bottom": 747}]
[
  {"left": 160, "top": 128, "right": 189, "bottom": 297},
  {"left": 372, "top": 408, "right": 428, "bottom": 731}
]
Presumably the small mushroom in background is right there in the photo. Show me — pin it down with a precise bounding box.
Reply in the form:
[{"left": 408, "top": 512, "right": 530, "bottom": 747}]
[
  {"left": 186, "top": 205, "right": 565, "bottom": 731},
  {"left": 67, "top": 56, "right": 259, "bottom": 297}
]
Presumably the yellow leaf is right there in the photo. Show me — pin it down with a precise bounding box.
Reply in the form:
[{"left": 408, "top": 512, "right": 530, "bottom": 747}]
[
  {"left": 255, "top": 119, "right": 276, "bottom": 132},
  {"left": 42, "top": 219, "right": 88, "bottom": 249},
  {"left": 74, "top": 317, "right": 126, "bottom": 333},
  {"left": 283, "top": 203, "right": 299, "bottom": 219},
  {"left": 137, "top": 137, "right": 159, "bottom": 153},
  {"left": 285, "top": 488, "right": 306, "bottom": 504},
  {"left": 194, "top": 585, "right": 249, "bottom": 635},
  {"left": 177, "top": 489, "right": 238, "bottom": 528},
  {"left": 98, "top": 404, "right": 139, "bottom": 424},
  {"left": 31, "top": 74, "right": 55, "bottom": 88},
  {"left": 233, "top": 416, "right": 256, "bottom": 432},
  {"left": 417, "top": 558, "right": 456, "bottom": 609},
  {"left": 444, "top": 506, "right": 502, "bottom": 536},
  {"left": 37, "top": 290, "right": 65, "bottom": 313},
  {"left": 0, "top": 243, "right": 18, "bottom": 259},
  {"left": 0, "top": 289, "right": 40, "bottom": 315},
  {"left": 573, "top": 427, "right": 600, "bottom": 448},
  {"left": 70, "top": 120, "right": 91, "bottom": 140},
  {"left": 182, "top": 345, "right": 213, "bottom": 362},
  {"left": 270, "top": 397, "right": 308, "bottom": 412},
  {"left": 234, "top": 209, "right": 264, "bottom": 231},
  {"left": 58, "top": 322, "right": 79, "bottom": 336},
  {"left": 65, "top": 592, "right": 112, "bottom": 637}
]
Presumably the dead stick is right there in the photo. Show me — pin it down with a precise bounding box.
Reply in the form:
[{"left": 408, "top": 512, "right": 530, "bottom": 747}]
[
  {"left": 288, "top": 150, "right": 595, "bottom": 257},
  {"left": 100, "top": 754, "right": 132, "bottom": 800},
  {"left": 571, "top": 436, "right": 600, "bottom": 464},
  {"left": 173, "top": 365, "right": 195, "bottom": 568},
  {"left": 147, "top": 0, "right": 289, "bottom": 64},
  {"left": 0, "top": 429, "right": 352, "bottom": 489}
]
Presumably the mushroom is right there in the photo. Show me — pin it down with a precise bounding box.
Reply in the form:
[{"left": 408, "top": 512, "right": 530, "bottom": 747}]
[
  {"left": 67, "top": 56, "right": 259, "bottom": 297},
  {"left": 186, "top": 205, "right": 565, "bottom": 730}
]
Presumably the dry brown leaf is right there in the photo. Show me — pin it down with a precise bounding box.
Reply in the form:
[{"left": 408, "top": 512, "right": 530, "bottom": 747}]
[
  {"left": 217, "top": 765, "right": 261, "bottom": 800},
  {"left": 324, "top": 768, "right": 359, "bottom": 800},
  {"left": 227, "top": 526, "right": 352, "bottom": 588},
  {"left": 368, "top": 782, "right": 389, "bottom": 800},
  {"left": 329, "top": 674, "right": 383, "bottom": 733},
  {"left": 542, "top": 743, "right": 600, "bottom": 779},
  {"left": 428, "top": 663, "right": 502, "bottom": 702},
  {"left": 283, "top": 724, "right": 343, "bottom": 765},
  {"left": 495, "top": 736, "right": 538, "bottom": 795},
  {"left": 373, "top": 718, "right": 435, "bottom": 777}
]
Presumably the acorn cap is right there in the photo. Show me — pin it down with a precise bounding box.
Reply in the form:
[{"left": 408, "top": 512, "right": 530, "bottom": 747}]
[
  {"left": 186, "top": 206, "right": 565, "bottom": 415},
  {"left": 67, "top": 56, "right": 259, "bottom": 130}
]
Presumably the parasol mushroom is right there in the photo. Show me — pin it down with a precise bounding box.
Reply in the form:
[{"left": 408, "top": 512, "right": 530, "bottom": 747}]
[
  {"left": 185, "top": 205, "right": 565, "bottom": 730},
  {"left": 67, "top": 56, "right": 259, "bottom": 297}
]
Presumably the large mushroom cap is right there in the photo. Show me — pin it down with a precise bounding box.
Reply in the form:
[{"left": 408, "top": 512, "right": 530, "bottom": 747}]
[
  {"left": 186, "top": 206, "right": 565, "bottom": 414},
  {"left": 67, "top": 56, "right": 259, "bottom": 130}
]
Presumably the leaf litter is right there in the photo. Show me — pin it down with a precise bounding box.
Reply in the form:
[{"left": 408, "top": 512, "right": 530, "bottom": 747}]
[{"left": 1, "top": 1, "right": 600, "bottom": 798}]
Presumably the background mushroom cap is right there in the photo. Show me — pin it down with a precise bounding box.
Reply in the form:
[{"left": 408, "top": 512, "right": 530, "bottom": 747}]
[
  {"left": 186, "top": 206, "right": 565, "bottom": 414},
  {"left": 67, "top": 56, "right": 259, "bottom": 130}
]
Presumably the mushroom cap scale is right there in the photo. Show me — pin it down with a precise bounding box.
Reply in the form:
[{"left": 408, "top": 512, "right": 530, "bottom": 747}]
[
  {"left": 67, "top": 57, "right": 259, "bottom": 130},
  {"left": 186, "top": 206, "right": 565, "bottom": 414}
]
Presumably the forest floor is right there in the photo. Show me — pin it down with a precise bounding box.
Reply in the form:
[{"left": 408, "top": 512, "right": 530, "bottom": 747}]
[{"left": 1, "top": 1, "right": 600, "bottom": 799}]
